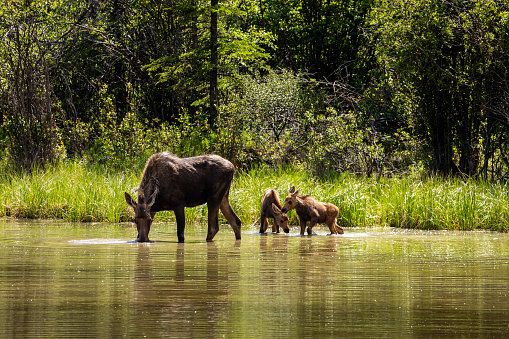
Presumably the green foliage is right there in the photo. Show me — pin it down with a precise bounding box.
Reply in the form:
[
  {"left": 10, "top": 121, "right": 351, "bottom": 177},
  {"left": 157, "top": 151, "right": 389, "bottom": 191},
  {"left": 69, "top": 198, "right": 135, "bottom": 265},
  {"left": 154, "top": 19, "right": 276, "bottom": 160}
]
[
  {"left": 0, "top": 0, "right": 66, "bottom": 171},
  {"left": 4, "top": 0, "right": 509, "bottom": 181},
  {"left": 255, "top": 0, "right": 373, "bottom": 81},
  {"left": 0, "top": 162, "right": 135, "bottom": 222},
  {"left": 368, "top": 0, "right": 509, "bottom": 177},
  {"left": 217, "top": 69, "right": 325, "bottom": 168},
  {"left": 57, "top": 78, "right": 213, "bottom": 172},
  {"left": 144, "top": 0, "right": 275, "bottom": 111},
  {"left": 217, "top": 69, "right": 392, "bottom": 176},
  {"left": 217, "top": 69, "right": 298, "bottom": 167},
  {"left": 306, "top": 109, "right": 377, "bottom": 176}
]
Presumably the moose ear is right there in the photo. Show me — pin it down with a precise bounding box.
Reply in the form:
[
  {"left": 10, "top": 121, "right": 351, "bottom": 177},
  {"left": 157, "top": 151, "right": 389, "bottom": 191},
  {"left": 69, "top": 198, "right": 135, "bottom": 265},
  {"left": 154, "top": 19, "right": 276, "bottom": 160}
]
[
  {"left": 147, "top": 186, "right": 159, "bottom": 208},
  {"left": 289, "top": 186, "right": 296, "bottom": 193},
  {"left": 125, "top": 192, "right": 137, "bottom": 209},
  {"left": 272, "top": 203, "right": 281, "bottom": 214}
]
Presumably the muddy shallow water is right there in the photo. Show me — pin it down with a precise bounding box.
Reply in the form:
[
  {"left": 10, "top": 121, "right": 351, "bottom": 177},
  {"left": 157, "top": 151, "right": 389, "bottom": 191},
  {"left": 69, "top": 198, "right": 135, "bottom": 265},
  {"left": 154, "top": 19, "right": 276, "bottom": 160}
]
[{"left": 0, "top": 220, "right": 508, "bottom": 338}]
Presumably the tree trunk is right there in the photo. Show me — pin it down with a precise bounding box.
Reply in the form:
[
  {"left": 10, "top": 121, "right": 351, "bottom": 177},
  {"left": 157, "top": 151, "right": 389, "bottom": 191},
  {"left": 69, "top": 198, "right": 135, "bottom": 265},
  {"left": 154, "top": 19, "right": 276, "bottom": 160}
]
[{"left": 209, "top": 0, "right": 218, "bottom": 130}]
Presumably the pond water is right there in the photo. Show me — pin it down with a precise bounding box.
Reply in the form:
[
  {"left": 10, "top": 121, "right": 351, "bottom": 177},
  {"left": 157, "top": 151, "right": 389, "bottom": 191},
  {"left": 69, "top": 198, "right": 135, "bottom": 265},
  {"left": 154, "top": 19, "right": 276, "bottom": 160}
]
[{"left": 0, "top": 220, "right": 508, "bottom": 338}]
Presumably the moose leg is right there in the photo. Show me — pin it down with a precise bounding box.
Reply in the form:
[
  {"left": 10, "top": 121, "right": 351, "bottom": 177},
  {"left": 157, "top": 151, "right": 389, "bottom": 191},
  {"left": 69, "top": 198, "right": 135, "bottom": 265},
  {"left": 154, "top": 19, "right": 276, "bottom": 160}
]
[
  {"left": 308, "top": 218, "right": 318, "bottom": 235},
  {"left": 206, "top": 203, "right": 220, "bottom": 242},
  {"left": 326, "top": 221, "right": 337, "bottom": 234},
  {"left": 260, "top": 215, "right": 268, "bottom": 233},
  {"left": 326, "top": 209, "right": 344, "bottom": 234},
  {"left": 272, "top": 219, "right": 279, "bottom": 233},
  {"left": 220, "top": 194, "right": 242, "bottom": 240},
  {"left": 174, "top": 207, "right": 186, "bottom": 243},
  {"left": 307, "top": 217, "right": 318, "bottom": 235},
  {"left": 326, "top": 218, "right": 343, "bottom": 234},
  {"left": 327, "top": 207, "right": 343, "bottom": 234},
  {"left": 299, "top": 220, "right": 307, "bottom": 236}
]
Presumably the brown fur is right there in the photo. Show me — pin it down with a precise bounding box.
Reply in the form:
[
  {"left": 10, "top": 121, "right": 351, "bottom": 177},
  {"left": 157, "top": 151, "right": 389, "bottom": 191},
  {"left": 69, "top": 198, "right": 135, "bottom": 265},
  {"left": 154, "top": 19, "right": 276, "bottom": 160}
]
[
  {"left": 281, "top": 186, "right": 344, "bottom": 236},
  {"left": 125, "top": 152, "right": 242, "bottom": 243},
  {"left": 259, "top": 189, "right": 289, "bottom": 234}
]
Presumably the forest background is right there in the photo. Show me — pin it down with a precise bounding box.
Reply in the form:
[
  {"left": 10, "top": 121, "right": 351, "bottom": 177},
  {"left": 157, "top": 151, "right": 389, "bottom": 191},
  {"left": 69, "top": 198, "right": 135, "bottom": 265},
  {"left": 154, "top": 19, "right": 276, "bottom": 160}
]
[
  {"left": 1, "top": 0, "right": 509, "bottom": 231},
  {"left": 2, "top": 0, "right": 509, "bottom": 178}
]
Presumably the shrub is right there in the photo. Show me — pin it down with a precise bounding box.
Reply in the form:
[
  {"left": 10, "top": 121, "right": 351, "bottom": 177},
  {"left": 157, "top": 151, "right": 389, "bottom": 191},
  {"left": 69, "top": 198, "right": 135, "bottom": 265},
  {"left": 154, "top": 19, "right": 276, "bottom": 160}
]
[
  {"left": 305, "top": 108, "right": 378, "bottom": 176},
  {"left": 217, "top": 69, "right": 321, "bottom": 168}
]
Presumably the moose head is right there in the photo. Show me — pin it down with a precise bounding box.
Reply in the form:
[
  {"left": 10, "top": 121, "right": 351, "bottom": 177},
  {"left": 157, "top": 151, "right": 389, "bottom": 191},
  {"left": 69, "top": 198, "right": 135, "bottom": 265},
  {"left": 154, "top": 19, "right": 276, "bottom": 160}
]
[
  {"left": 281, "top": 186, "right": 301, "bottom": 213},
  {"left": 125, "top": 185, "right": 159, "bottom": 242},
  {"left": 271, "top": 203, "right": 290, "bottom": 233}
]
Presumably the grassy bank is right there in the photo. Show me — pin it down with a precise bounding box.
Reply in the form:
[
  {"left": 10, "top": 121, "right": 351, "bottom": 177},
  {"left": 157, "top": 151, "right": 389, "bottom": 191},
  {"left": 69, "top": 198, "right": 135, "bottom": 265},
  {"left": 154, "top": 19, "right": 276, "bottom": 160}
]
[{"left": 0, "top": 162, "right": 508, "bottom": 232}]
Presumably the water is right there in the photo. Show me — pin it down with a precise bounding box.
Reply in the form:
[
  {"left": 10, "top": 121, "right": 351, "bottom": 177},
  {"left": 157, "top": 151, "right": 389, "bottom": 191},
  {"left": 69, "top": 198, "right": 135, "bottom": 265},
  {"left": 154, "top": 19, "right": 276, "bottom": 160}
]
[{"left": 0, "top": 220, "right": 508, "bottom": 338}]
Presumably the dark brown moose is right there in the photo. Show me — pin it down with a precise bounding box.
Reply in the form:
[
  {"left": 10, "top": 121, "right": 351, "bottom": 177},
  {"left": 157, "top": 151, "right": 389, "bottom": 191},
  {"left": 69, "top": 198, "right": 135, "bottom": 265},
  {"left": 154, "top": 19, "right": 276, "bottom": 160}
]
[
  {"left": 259, "top": 189, "right": 290, "bottom": 234},
  {"left": 281, "top": 186, "right": 344, "bottom": 236},
  {"left": 125, "top": 152, "right": 242, "bottom": 243}
]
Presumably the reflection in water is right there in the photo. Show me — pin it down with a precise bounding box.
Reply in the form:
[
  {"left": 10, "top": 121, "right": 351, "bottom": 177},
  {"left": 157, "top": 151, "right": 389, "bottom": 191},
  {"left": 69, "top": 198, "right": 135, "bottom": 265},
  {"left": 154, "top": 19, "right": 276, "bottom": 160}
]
[
  {"left": 128, "top": 241, "right": 234, "bottom": 338},
  {"left": 0, "top": 222, "right": 508, "bottom": 338},
  {"left": 207, "top": 242, "right": 219, "bottom": 291},
  {"left": 176, "top": 243, "right": 185, "bottom": 282}
]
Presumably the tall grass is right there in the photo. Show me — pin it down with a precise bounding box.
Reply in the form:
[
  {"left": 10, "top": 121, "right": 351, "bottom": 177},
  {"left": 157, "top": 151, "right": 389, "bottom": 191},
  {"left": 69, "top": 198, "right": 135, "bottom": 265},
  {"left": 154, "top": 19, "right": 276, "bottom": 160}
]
[
  {"left": 0, "top": 162, "right": 508, "bottom": 232},
  {"left": 231, "top": 169, "right": 509, "bottom": 232},
  {"left": 0, "top": 163, "right": 136, "bottom": 222}
]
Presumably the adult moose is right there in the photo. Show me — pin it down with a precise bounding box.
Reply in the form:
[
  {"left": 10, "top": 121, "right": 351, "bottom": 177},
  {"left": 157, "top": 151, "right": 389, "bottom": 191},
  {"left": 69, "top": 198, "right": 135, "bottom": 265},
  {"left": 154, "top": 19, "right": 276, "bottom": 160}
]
[
  {"left": 281, "top": 186, "right": 344, "bottom": 236},
  {"left": 125, "top": 152, "right": 242, "bottom": 243}
]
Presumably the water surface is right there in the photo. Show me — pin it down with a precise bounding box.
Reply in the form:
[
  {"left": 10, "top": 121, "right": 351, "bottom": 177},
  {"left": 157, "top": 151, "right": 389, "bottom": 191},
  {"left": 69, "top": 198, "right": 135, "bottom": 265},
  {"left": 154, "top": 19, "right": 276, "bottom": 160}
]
[{"left": 0, "top": 220, "right": 508, "bottom": 338}]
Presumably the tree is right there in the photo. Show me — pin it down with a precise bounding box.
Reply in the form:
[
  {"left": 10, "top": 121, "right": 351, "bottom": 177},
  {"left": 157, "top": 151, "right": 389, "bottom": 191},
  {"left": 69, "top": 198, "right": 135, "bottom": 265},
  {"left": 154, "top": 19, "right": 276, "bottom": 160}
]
[
  {"left": 209, "top": 0, "right": 218, "bottom": 129},
  {"left": 256, "top": 0, "right": 373, "bottom": 82},
  {"left": 0, "top": 1, "right": 66, "bottom": 171},
  {"left": 369, "top": 0, "right": 509, "bottom": 177},
  {"left": 145, "top": 0, "right": 274, "bottom": 127}
]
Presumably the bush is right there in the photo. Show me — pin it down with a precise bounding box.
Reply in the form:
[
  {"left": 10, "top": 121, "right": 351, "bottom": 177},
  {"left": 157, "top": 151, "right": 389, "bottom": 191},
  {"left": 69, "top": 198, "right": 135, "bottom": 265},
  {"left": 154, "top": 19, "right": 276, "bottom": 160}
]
[
  {"left": 217, "top": 69, "right": 319, "bottom": 168},
  {"left": 217, "top": 69, "right": 387, "bottom": 175},
  {"left": 58, "top": 70, "right": 417, "bottom": 177},
  {"left": 304, "top": 108, "right": 377, "bottom": 176},
  {"left": 61, "top": 83, "right": 214, "bottom": 171}
]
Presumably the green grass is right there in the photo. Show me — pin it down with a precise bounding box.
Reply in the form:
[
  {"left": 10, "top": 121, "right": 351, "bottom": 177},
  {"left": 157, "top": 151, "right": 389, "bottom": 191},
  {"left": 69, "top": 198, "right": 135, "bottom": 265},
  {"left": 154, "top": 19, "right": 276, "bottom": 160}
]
[
  {"left": 0, "top": 163, "right": 135, "bottom": 222},
  {"left": 1, "top": 162, "right": 508, "bottom": 232}
]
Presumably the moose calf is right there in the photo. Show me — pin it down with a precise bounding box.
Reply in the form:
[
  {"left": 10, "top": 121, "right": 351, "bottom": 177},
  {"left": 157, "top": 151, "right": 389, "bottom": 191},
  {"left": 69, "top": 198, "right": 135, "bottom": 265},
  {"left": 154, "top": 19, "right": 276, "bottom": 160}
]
[
  {"left": 260, "top": 189, "right": 290, "bottom": 234},
  {"left": 281, "top": 186, "right": 344, "bottom": 236}
]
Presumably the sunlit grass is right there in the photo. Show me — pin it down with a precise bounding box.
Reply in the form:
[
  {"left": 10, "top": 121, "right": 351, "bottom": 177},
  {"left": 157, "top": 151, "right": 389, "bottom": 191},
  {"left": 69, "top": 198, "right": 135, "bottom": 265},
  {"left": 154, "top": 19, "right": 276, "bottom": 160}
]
[
  {"left": 236, "top": 170, "right": 509, "bottom": 232},
  {"left": 0, "top": 162, "right": 508, "bottom": 232},
  {"left": 0, "top": 163, "right": 137, "bottom": 222}
]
